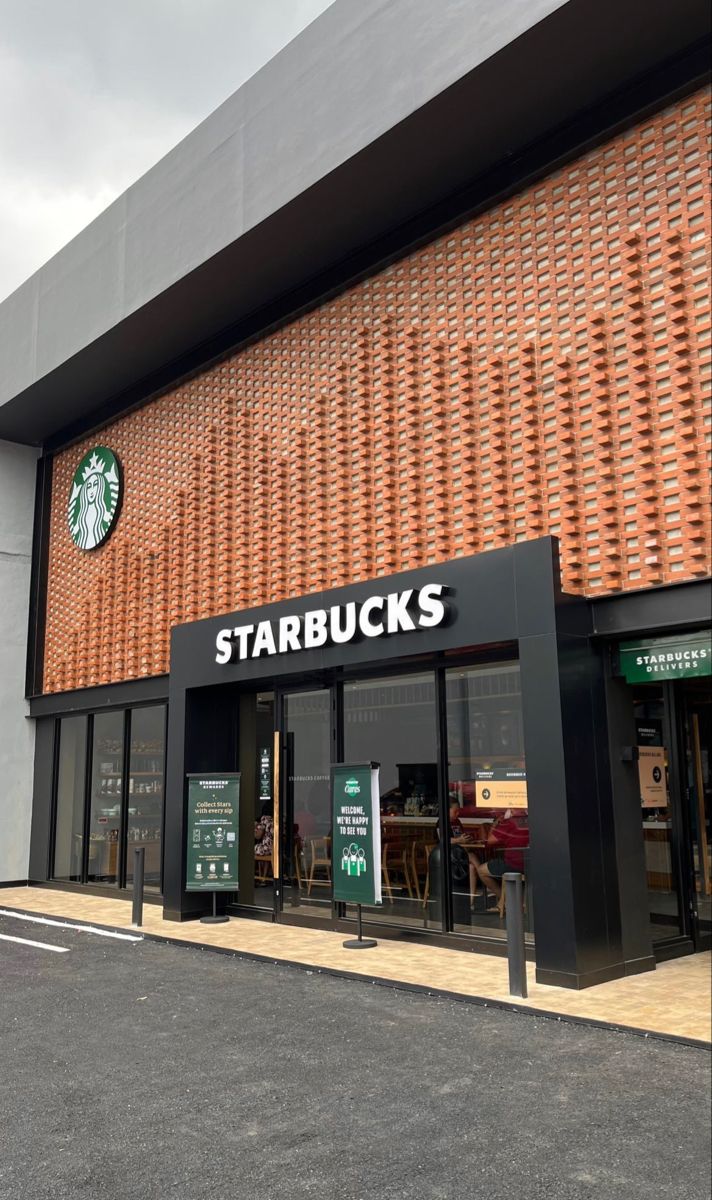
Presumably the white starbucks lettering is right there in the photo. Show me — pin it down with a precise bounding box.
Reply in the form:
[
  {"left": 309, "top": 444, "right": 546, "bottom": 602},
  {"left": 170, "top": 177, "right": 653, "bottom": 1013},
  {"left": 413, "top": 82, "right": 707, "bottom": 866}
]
[
  {"left": 358, "top": 595, "right": 386, "bottom": 638},
  {"left": 330, "top": 603, "right": 357, "bottom": 644},
  {"left": 251, "top": 621, "right": 276, "bottom": 657},
  {"left": 215, "top": 583, "right": 448, "bottom": 664},
  {"left": 417, "top": 582, "right": 447, "bottom": 627},
  {"left": 633, "top": 646, "right": 709, "bottom": 674},
  {"left": 279, "top": 615, "right": 302, "bottom": 652}
]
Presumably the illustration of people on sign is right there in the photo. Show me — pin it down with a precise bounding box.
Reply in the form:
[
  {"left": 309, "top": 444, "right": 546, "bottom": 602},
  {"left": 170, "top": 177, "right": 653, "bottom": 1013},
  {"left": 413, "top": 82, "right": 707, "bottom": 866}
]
[{"left": 341, "top": 843, "right": 367, "bottom": 877}]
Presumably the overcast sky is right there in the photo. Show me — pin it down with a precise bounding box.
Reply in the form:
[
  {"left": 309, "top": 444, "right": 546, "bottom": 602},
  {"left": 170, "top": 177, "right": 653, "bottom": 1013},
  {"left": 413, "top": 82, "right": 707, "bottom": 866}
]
[{"left": 0, "top": 0, "right": 333, "bottom": 302}]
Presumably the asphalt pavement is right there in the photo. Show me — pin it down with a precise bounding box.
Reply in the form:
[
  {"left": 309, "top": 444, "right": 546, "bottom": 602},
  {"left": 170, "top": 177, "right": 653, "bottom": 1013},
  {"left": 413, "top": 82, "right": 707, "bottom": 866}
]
[{"left": 0, "top": 909, "right": 710, "bottom": 1200}]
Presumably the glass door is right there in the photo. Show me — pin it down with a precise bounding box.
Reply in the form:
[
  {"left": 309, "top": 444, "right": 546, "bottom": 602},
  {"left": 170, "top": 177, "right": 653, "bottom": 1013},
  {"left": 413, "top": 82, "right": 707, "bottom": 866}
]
[
  {"left": 680, "top": 679, "right": 712, "bottom": 950},
  {"left": 281, "top": 687, "right": 333, "bottom": 922},
  {"left": 253, "top": 693, "right": 277, "bottom": 909},
  {"left": 343, "top": 672, "right": 439, "bottom": 930},
  {"left": 231, "top": 691, "right": 276, "bottom": 912},
  {"left": 634, "top": 685, "right": 685, "bottom": 943}
]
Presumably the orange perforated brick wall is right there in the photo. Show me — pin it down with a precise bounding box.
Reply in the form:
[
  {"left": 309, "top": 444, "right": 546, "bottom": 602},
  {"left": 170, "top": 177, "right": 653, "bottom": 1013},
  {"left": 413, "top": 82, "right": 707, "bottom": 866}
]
[{"left": 42, "top": 87, "right": 711, "bottom": 694}]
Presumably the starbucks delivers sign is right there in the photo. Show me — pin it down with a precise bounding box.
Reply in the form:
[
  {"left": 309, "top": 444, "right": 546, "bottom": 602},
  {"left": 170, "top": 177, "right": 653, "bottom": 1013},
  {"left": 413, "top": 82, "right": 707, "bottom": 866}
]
[
  {"left": 67, "top": 446, "right": 122, "bottom": 550},
  {"left": 332, "top": 763, "right": 382, "bottom": 906},
  {"left": 619, "top": 633, "right": 711, "bottom": 682}
]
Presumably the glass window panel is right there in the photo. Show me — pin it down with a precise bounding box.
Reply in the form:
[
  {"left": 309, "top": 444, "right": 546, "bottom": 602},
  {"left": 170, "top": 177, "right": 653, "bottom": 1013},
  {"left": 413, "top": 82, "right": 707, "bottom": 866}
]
[
  {"left": 682, "top": 680, "right": 711, "bottom": 943},
  {"left": 445, "top": 661, "right": 530, "bottom": 939},
  {"left": 53, "top": 717, "right": 87, "bottom": 881},
  {"left": 344, "top": 672, "right": 438, "bottom": 928},
  {"left": 634, "top": 686, "right": 683, "bottom": 941},
  {"left": 283, "top": 689, "right": 332, "bottom": 918},
  {"left": 126, "top": 706, "right": 166, "bottom": 893},
  {"left": 87, "top": 712, "right": 124, "bottom": 885}
]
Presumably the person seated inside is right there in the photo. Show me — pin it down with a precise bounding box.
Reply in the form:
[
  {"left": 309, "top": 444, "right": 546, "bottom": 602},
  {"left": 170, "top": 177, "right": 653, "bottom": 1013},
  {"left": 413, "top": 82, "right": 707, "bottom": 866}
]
[
  {"left": 449, "top": 797, "right": 483, "bottom": 905},
  {"left": 476, "top": 809, "right": 528, "bottom": 909},
  {"left": 254, "top": 800, "right": 274, "bottom": 858}
]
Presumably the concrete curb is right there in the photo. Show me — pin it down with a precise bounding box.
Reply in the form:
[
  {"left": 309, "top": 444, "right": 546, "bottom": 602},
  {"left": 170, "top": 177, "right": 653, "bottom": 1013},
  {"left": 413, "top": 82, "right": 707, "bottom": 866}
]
[{"left": 3, "top": 903, "right": 710, "bottom": 1052}]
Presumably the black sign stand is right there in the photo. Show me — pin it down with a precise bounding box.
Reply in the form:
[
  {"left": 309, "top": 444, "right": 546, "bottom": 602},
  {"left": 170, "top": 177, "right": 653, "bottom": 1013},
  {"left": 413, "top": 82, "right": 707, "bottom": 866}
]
[
  {"left": 201, "top": 891, "right": 229, "bottom": 924},
  {"left": 343, "top": 903, "right": 377, "bottom": 950}
]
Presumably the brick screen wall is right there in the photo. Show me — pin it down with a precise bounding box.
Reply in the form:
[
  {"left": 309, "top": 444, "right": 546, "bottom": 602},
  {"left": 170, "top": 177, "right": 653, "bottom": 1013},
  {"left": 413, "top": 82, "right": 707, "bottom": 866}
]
[{"left": 43, "top": 87, "right": 711, "bottom": 693}]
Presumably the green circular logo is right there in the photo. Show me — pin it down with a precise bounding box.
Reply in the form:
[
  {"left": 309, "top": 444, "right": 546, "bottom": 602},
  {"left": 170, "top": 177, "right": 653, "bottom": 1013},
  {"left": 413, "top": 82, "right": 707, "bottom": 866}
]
[{"left": 67, "top": 447, "right": 122, "bottom": 550}]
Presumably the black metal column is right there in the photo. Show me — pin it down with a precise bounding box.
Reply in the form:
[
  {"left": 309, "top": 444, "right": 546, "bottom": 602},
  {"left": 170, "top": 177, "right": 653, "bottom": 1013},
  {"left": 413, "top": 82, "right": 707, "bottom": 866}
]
[
  {"left": 602, "top": 666, "right": 655, "bottom": 972},
  {"left": 520, "top": 628, "right": 629, "bottom": 989},
  {"left": 514, "top": 538, "right": 626, "bottom": 990},
  {"left": 162, "top": 685, "right": 192, "bottom": 920},
  {"left": 162, "top": 681, "right": 240, "bottom": 921}
]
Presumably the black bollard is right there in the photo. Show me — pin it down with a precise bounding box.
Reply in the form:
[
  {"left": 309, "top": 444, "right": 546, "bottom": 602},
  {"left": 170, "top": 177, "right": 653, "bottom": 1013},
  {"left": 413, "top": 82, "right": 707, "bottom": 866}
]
[
  {"left": 132, "top": 846, "right": 145, "bottom": 927},
  {"left": 503, "top": 872, "right": 527, "bottom": 998}
]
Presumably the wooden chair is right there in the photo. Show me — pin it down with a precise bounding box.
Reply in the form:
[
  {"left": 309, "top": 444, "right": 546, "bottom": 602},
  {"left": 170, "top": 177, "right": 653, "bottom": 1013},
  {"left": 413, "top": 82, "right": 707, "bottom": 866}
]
[
  {"left": 381, "top": 840, "right": 413, "bottom": 901},
  {"left": 254, "top": 850, "right": 273, "bottom": 882},
  {"left": 411, "top": 839, "right": 436, "bottom": 902},
  {"left": 306, "top": 836, "right": 331, "bottom": 895},
  {"left": 292, "top": 835, "right": 304, "bottom": 889}
]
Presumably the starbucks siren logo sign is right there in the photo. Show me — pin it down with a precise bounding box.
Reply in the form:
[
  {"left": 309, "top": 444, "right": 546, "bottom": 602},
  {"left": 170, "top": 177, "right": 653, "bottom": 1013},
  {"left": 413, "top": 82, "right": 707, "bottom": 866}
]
[{"left": 67, "top": 447, "right": 122, "bottom": 550}]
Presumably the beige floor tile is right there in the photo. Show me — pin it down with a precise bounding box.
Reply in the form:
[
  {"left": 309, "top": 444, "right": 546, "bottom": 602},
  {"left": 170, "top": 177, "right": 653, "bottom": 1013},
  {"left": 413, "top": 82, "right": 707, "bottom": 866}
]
[{"left": 1, "top": 887, "right": 709, "bottom": 1044}]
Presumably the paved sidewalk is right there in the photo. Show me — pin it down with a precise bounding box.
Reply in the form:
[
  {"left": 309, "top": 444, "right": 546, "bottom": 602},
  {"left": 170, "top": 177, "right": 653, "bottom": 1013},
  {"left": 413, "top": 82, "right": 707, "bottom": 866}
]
[
  {"left": 1, "top": 886, "right": 709, "bottom": 1044},
  {"left": 3, "top": 907, "right": 709, "bottom": 1200}
]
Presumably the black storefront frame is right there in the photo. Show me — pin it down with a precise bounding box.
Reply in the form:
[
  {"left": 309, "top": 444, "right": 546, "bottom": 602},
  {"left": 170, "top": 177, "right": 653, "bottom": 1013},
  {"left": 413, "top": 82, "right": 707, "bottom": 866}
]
[
  {"left": 26, "top": 543, "right": 710, "bottom": 987},
  {"left": 225, "top": 656, "right": 528, "bottom": 956},
  {"left": 44, "top": 700, "right": 168, "bottom": 901},
  {"left": 595, "top": 594, "right": 712, "bottom": 967},
  {"left": 331, "top": 653, "right": 527, "bottom": 945},
  {"left": 621, "top": 674, "right": 710, "bottom": 962},
  {"left": 164, "top": 537, "right": 642, "bottom": 988},
  {"left": 319, "top": 655, "right": 525, "bottom": 951}
]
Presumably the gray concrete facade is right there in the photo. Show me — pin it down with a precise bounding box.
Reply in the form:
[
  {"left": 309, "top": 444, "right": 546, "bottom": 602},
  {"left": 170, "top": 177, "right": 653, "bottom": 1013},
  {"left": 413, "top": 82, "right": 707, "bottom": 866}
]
[
  {"left": 0, "top": 0, "right": 707, "bottom": 444},
  {"left": 0, "top": 440, "right": 38, "bottom": 881},
  {"left": 0, "top": 0, "right": 565, "bottom": 430}
]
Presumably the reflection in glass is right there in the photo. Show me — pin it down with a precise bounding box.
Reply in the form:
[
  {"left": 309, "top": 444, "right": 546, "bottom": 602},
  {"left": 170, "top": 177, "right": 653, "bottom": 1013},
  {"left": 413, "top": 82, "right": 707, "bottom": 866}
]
[
  {"left": 634, "top": 687, "right": 683, "bottom": 941},
  {"left": 283, "top": 689, "right": 332, "bottom": 917},
  {"left": 344, "top": 673, "right": 438, "bottom": 927},
  {"left": 126, "top": 706, "right": 166, "bottom": 893},
  {"left": 445, "top": 662, "right": 530, "bottom": 939},
  {"left": 683, "top": 679, "right": 712, "bottom": 942},
  {"left": 87, "top": 711, "right": 124, "bottom": 884},
  {"left": 53, "top": 716, "right": 88, "bottom": 881}
]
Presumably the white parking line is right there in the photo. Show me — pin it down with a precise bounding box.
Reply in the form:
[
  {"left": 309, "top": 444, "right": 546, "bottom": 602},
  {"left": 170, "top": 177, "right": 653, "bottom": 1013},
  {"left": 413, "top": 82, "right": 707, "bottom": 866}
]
[
  {"left": 0, "top": 932, "right": 70, "bottom": 953},
  {"left": 0, "top": 910, "right": 142, "bottom": 942}
]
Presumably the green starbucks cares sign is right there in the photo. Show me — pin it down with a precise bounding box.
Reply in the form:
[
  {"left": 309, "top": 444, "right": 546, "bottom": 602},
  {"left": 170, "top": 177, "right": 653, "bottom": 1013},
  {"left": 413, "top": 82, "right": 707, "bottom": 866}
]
[{"left": 67, "top": 447, "right": 122, "bottom": 550}]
